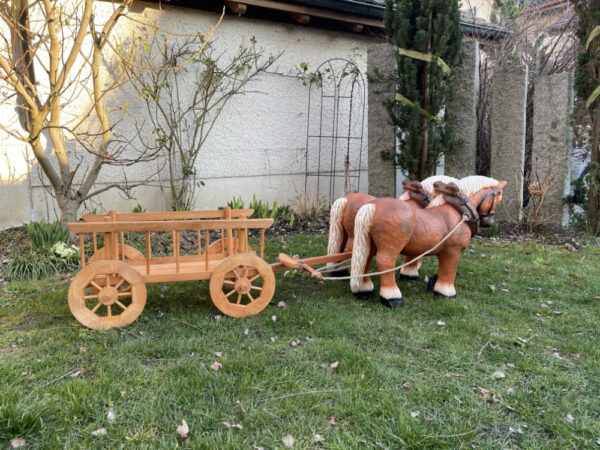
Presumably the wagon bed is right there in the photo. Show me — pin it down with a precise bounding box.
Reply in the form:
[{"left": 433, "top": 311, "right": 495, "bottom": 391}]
[{"left": 67, "top": 208, "right": 351, "bottom": 329}]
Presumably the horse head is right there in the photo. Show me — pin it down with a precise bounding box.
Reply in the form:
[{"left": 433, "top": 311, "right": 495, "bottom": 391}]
[
  {"left": 433, "top": 181, "right": 480, "bottom": 234},
  {"left": 401, "top": 179, "right": 432, "bottom": 207},
  {"left": 472, "top": 180, "right": 507, "bottom": 227}
]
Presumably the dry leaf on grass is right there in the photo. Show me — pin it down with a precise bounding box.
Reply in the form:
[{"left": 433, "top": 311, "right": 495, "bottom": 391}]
[
  {"left": 403, "top": 381, "right": 411, "bottom": 389},
  {"left": 291, "top": 339, "right": 301, "bottom": 347},
  {"left": 221, "top": 421, "right": 243, "bottom": 429},
  {"left": 92, "top": 428, "right": 107, "bottom": 436},
  {"left": 235, "top": 400, "right": 246, "bottom": 414},
  {"left": 210, "top": 361, "right": 223, "bottom": 371},
  {"left": 79, "top": 346, "right": 86, "bottom": 354},
  {"left": 277, "top": 301, "right": 287, "bottom": 308},
  {"left": 410, "top": 411, "right": 420, "bottom": 418},
  {"left": 214, "top": 352, "right": 223, "bottom": 358},
  {"left": 10, "top": 437, "right": 26, "bottom": 448},
  {"left": 328, "top": 361, "right": 339, "bottom": 371},
  {"left": 107, "top": 409, "right": 115, "bottom": 424},
  {"left": 314, "top": 433, "right": 322, "bottom": 442},
  {"left": 176, "top": 419, "right": 189, "bottom": 438},
  {"left": 436, "top": 321, "right": 446, "bottom": 326},
  {"left": 272, "top": 315, "right": 277, "bottom": 322},
  {"left": 566, "top": 413, "right": 574, "bottom": 423},
  {"left": 282, "top": 434, "right": 295, "bottom": 447},
  {"left": 243, "top": 328, "right": 249, "bottom": 335}
]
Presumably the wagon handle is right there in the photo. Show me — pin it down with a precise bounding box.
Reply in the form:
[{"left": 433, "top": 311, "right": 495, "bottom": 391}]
[{"left": 278, "top": 253, "right": 323, "bottom": 280}]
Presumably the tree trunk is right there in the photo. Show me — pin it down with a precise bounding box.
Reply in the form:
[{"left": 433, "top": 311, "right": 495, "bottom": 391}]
[
  {"left": 589, "top": 112, "right": 600, "bottom": 234},
  {"left": 58, "top": 196, "right": 81, "bottom": 225}
]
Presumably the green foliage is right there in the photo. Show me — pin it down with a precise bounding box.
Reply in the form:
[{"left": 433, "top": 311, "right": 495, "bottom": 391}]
[
  {"left": 225, "top": 195, "right": 290, "bottom": 223},
  {"left": 5, "top": 245, "right": 79, "bottom": 281},
  {"left": 574, "top": 0, "right": 600, "bottom": 233},
  {"left": 25, "top": 221, "right": 69, "bottom": 249},
  {"left": 384, "top": 0, "right": 462, "bottom": 179},
  {"left": 132, "top": 204, "right": 146, "bottom": 213}
]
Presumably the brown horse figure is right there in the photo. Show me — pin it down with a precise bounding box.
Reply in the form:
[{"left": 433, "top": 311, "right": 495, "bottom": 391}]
[
  {"left": 326, "top": 175, "right": 458, "bottom": 275},
  {"left": 349, "top": 176, "right": 507, "bottom": 307}
]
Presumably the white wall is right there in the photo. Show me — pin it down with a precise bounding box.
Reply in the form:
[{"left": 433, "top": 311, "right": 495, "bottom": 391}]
[{"left": 0, "top": 1, "right": 371, "bottom": 228}]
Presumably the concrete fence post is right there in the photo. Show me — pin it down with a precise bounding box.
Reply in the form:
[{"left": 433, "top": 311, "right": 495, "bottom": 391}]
[
  {"left": 490, "top": 65, "right": 529, "bottom": 222},
  {"left": 530, "top": 72, "right": 574, "bottom": 228},
  {"left": 445, "top": 40, "right": 480, "bottom": 178},
  {"left": 367, "top": 43, "right": 396, "bottom": 198}
]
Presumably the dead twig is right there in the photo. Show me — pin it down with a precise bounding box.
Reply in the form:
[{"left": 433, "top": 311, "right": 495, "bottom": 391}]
[
  {"left": 171, "top": 318, "right": 203, "bottom": 331},
  {"left": 40, "top": 368, "right": 81, "bottom": 388},
  {"left": 477, "top": 340, "right": 491, "bottom": 362}
]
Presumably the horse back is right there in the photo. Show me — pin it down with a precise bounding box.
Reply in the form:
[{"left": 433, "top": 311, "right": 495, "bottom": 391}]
[
  {"left": 369, "top": 198, "right": 417, "bottom": 244},
  {"left": 342, "top": 193, "right": 377, "bottom": 239}
]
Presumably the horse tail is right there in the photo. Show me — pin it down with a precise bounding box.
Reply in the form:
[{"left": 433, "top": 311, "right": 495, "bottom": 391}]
[
  {"left": 327, "top": 197, "right": 348, "bottom": 271},
  {"left": 350, "top": 203, "right": 375, "bottom": 293}
]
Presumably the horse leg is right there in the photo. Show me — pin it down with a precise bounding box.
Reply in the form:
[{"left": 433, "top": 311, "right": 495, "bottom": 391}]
[
  {"left": 376, "top": 250, "right": 403, "bottom": 308},
  {"left": 354, "top": 246, "right": 376, "bottom": 299},
  {"left": 427, "top": 249, "right": 461, "bottom": 298},
  {"left": 398, "top": 256, "right": 422, "bottom": 279}
]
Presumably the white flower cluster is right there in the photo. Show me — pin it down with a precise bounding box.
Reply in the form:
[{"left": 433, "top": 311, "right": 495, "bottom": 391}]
[{"left": 51, "top": 241, "right": 80, "bottom": 259}]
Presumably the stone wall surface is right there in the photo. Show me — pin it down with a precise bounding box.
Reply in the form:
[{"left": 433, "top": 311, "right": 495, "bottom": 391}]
[
  {"left": 490, "top": 65, "right": 529, "bottom": 222},
  {"left": 0, "top": 1, "right": 371, "bottom": 229},
  {"left": 445, "top": 40, "right": 479, "bottom": 178},
  {"left": 367, "top": 43, "right": 396, "bottom": 198},
  {"left": 531, "top": 73, "right": 574, "bottom": 228}
]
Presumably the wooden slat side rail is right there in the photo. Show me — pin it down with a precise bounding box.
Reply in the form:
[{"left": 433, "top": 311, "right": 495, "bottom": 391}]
[
  {"left": 224, "top": 207, "right": 233, "bottom": 256},
  {"left": 79, "top": 234, "right": 86, "bottom": 268},
  {"left": 205, "top": 229, "right": 209, "bottom": 271},
  {"left": 174, "top": 230, "right": 180, "bottom": 273},
  {"left": 81, "top": 209, "right": 255, "bottom": 222},
  {"left": 67, "top": 218, "right": 274, "bottom": 233},
  {"left": 145, "top": 231, "right": 151, "bottom": 275},
  {"left": 270, "top": 252, "right": 352, "bottom": 272}
]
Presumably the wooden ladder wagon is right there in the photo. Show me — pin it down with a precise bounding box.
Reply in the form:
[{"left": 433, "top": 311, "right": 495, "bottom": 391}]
[{"left": 67, "top": 208, "right": 351, "bottom": 330}]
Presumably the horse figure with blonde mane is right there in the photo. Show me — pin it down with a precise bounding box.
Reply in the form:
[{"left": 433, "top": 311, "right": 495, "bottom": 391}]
[
  {"left": 326, "top": 175, "right": 459, "bottom": 274},
  {"left": 350, "top": 176, "right": 507, "bottom": 307}
]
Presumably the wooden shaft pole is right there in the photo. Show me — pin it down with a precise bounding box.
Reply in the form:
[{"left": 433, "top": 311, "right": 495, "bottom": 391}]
[
  {"left": 205, "top": 229, "right": 209, "bottom": 271},
  {"left": 260, "top": 228, "right": 265, "bottom": 259},
  {"left": 224, "top": 207, "right": 233, "bottom": 256},
  {"left": 92, "top": 233, "right": 97, "bottom": 253}
]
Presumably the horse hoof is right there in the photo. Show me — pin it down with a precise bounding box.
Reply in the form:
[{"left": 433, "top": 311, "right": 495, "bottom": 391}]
[
  {"left": 433, "top": 290, "right": 456, "bottom": 299},
  {"left": 380, "top": 297, "right": 404, "bottom": 308},
  {"left": 426, "top": 274, "right": 438, "bottom": 292},
  {"left": 396, "top": 270, "right": 418, "bottom": 281},
  {"left": 354, "top": 291, "right": 374, "bottom": 300}
]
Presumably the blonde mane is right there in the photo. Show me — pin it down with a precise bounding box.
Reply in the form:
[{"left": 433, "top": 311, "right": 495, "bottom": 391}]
[{"left": 426, "top": 175, "right": 499, "bottom": 209}]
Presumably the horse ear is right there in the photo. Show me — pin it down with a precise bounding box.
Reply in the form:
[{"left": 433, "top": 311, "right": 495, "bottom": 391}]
[{"left": 498, "top": 180, "right": 507, "bottom": 190}]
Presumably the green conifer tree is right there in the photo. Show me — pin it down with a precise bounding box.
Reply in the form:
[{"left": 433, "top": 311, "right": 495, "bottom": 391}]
[
  {"left": 384, "top": 0, "right": 462, "bottom": 180},
  {"left": 574, "top": 0, "right": 600, "bottom": 234}
]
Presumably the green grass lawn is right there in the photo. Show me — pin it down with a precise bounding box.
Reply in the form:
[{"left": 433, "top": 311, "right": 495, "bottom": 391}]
[{"left": 1, "top": 233, "right": 599, "bottom": 448}]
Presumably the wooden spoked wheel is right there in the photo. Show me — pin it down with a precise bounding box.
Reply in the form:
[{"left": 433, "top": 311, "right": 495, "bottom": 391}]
[
  {"left": 210, "top": 254, "right": 275, "bottom": 317},
  {"left": 89, "top": 244, "right": 144, "bottom": 263},
  {"left": 68, "top": 261, "right": 147, "bottom": 330}
]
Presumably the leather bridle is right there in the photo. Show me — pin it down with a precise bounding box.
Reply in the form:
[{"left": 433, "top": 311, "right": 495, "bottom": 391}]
[{"left": 476, "top": 188, "right": 500, "bottom": 220}]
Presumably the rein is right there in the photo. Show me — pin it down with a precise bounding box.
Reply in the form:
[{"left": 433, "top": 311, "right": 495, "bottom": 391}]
[{"left": 316, "top": 215, "right": 468, "bottom": 281}]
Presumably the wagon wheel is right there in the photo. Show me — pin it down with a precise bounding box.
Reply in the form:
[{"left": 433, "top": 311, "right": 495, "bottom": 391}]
[
  {"left": 209, "top": 254, "right": 275, "bottom": 317},
  {"left": 89, "top": 244, "right": 144, "bottom": 263},
  {"left": 68, "top": 261, "right": 146, "bottom": 330}
]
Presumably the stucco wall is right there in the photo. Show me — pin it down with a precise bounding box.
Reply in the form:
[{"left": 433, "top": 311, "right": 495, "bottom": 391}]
[{"left": 0, "top": 2, "right": 371, "bottom": 228}]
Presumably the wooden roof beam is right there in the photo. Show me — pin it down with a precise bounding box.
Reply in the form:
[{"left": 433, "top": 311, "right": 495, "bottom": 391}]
[
  {"left": 231, "top": 0, "right": 384, "bottom": 28},
  {"left": 225, "top": 1, "right": 247, "bottom": 15}
]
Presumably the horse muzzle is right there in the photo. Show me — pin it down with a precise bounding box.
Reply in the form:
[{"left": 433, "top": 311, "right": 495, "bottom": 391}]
[{"left": 480, "top": 215, "right": 494, "bottom": 227}]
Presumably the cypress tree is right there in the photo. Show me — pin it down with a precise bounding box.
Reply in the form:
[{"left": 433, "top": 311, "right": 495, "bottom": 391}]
[
  {"left": 574, "top": 0, "right": 600, "bottom": 234},
  {"left": 384, "top": 0, "right": 462, "bottom": 180}
]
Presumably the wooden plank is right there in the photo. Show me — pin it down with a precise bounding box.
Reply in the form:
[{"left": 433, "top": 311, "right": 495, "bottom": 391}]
[
  {"left": 239, "top": 0, "right": 383, "bottom": 28},
  {"left": 270, "top": 252, "right": 352, "bottom": 272},
  {"left": 67, "top": 218, "right": 274, "bottom": 233},
  {"left": 92, "top": 233, "right": 97, "bottom": 253},
  {"left": 205, "top": 229, "right": 209, "bottom": 271},
  {"left": 120, "top": 232, "right": 125, "bottom": 261},
  {"left": 174, "top": 230, "right": 180, "bottom": 273},
  {"left": 79, "top": 234, "right": 86, "bottom": 268},
  {"left": 145, "top": 231, "right": 151, "bottom": 275},
  {"left": 260, "top": 228, "right": 265, "bottom": 259},
  {"left": 81, "top": 209, "right": 255, "bottom": 222},
  {"left": 224, "top": 0, "right": 247, "bottom": 14},
  {"left": 225, "top": 207, "right": 233, "bottom": 256},
  {"left": 288, "top": 12, "right": 310, "bottom": 24}
]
